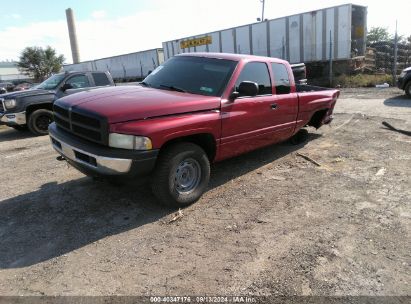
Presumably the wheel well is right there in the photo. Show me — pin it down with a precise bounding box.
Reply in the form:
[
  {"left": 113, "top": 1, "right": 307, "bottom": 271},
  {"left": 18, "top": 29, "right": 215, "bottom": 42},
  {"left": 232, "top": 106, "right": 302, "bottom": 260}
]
[
  {"left": 308, "top": 109, "right": 328, "bottom": 129},
  {"left": 161, "top": 134, "right": 217, "bottom": 161},
  {"left": 26, "top": 103, "right": 53, "bottom": 118}
]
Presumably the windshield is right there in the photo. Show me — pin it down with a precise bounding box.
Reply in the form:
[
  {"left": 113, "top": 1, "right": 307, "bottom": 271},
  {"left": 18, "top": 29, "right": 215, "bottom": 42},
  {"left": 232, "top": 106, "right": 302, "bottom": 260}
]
[
  {"left": 37, "top": 74, "right": 66, "bottom": 90},
  {"left": 142, "top": 56, "right": 238, "bottom": 97}
]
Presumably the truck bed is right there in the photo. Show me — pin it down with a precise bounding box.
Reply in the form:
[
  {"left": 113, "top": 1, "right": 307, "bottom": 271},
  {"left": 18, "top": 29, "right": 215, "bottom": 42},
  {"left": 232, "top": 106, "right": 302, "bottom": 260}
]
[
  {"left": 296, "top": 84, "right": 334, "bottom": 92},
  {"left": 295, "top": 85, "right": 339, "bottom": 130}
]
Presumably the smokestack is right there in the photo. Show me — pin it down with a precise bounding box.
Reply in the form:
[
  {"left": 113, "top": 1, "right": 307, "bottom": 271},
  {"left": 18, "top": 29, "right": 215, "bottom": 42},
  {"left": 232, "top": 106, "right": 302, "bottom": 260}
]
[{"left": 65, "top": 8, "right": 80, "bottom": 63}]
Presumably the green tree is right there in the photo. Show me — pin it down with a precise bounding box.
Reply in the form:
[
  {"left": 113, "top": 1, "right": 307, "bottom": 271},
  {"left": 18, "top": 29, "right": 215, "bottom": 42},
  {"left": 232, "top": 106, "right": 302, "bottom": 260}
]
[
  {"left": 17, "top": 46, "right": 65, "bottom": 81},
  {"left": 366, "top": 27, "right": 392, "bottom": 45}
]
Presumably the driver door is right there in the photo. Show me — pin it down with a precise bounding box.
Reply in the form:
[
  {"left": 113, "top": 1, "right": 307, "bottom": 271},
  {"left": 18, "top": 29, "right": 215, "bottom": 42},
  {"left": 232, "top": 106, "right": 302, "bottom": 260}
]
[{"left": 220, "top": 61, "right": 276, "bottom": 158}]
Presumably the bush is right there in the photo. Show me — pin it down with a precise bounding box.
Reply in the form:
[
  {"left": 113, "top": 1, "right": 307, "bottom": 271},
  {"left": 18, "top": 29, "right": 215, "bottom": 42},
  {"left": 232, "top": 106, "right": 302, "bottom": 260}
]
[{"left": 334, "top": 74, "right": 394, "bottom": 88}]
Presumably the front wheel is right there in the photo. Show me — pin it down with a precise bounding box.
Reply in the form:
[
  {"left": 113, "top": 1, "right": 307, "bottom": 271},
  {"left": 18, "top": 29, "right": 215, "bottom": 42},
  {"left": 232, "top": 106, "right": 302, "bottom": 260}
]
[
  {"left": 151, "top": 143, "right": 210, "bottom": 208},
  {"left": 28, "top": 109, "right": 53, "bottom": 136}
]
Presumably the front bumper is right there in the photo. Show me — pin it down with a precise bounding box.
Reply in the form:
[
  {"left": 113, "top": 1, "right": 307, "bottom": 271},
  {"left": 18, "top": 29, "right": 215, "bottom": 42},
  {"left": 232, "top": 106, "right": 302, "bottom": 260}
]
[
  {"left": 48, "top": 123, "right": 159, "bottom": 177},
  {"left": 0, "top": 111, "right": 26, "bottom": 126}
]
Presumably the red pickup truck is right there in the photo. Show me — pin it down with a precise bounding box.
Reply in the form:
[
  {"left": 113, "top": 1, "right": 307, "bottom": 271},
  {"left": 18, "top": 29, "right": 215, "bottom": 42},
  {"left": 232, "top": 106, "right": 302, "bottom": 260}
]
[{"left": 49, "top": 53, "right": 339, "bottom": 207}]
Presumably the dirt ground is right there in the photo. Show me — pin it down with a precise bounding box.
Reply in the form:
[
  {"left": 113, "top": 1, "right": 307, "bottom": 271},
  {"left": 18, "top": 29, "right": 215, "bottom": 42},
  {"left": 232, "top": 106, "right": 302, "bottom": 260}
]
[{"left": 0, "top": 87, "right": 410, "bottom": 296}]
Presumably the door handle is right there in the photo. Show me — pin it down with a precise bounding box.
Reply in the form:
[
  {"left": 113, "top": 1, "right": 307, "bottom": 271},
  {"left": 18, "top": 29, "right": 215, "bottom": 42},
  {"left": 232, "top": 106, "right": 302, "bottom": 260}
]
[{"left": 270, "top": 103, "right": 278, "bottom": 110}]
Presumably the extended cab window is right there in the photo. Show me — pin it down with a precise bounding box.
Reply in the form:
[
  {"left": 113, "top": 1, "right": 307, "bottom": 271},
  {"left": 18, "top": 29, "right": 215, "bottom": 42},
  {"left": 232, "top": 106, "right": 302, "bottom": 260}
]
[
  {"left": 66, "top": 75, "right": 90, "bottom": 89},
  {"left": 92, "top": 73, "right": 111, "bottom": 86},
  {"left": 236, "top": 62, "right": 272, "bottom": 96},
  {"left": 271, "top": 63, "right": 291, "bottom": 94}
]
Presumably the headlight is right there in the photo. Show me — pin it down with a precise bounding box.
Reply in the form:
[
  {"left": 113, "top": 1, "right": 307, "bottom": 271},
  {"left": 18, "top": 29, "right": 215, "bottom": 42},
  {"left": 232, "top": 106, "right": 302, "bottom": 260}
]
[
  {"left": 4, "top": 99, "right": 16, "bottom": 109},
  {"left": 108, "top": 133, "right": 152, "bottom": 150}
]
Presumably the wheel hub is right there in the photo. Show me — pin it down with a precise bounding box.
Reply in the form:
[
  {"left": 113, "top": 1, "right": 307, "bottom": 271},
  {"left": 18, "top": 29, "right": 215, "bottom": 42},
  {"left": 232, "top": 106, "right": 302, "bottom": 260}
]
[
  {"left": 36, "top": 115, "right": 52, "bottom": 131},
  {"left": 174, "top": 158, "right": 201, "bottom": 194}
]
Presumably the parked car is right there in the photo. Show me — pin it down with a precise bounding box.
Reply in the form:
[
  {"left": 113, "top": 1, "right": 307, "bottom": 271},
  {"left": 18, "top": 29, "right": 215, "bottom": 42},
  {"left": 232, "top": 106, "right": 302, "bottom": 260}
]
[
  {"left": 0, "top": 82, "right": 15, "bottom": 94},
  {"left": 13, "top": 81, "right": 34, "bottom": 91},
  {"left": 0, "top": 71, "right": 114, "bottom": 135},
  {"left": 49, "top": 53, "right": 339, "bottom": 207},
  {"left": 398, "top": 67, "right": 411, "bottom": 97}
]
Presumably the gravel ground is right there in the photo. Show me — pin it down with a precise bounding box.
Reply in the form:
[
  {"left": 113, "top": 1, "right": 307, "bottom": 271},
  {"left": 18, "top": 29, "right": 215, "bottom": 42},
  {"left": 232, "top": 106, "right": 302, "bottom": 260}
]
[{"left": 0, "top": 88, "right": 410, "bottom": 296}]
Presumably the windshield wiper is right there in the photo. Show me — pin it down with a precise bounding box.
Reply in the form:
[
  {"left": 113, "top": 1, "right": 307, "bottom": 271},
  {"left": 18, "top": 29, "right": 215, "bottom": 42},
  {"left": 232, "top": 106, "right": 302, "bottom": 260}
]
[
  {"left": 159, "top": 84, "right": 187, "bottom": 93},
  {"left": 140, "top": 81, "right": 151, "bottom": 87}
]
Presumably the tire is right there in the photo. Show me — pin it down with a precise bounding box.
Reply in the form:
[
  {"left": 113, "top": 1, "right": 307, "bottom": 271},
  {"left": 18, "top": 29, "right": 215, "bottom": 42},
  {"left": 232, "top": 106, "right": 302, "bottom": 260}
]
[
  {"left": 151, "top": 142, "right": 210, "bottom": 208},
  {"left": 405, "top": 82, "right": 411, "bottom": 98},
  {"left": 11, "top": 125, "right": 28, "bottom": 131},
  {"left": 28, "top": 109, "right": 53, "bottom": 136}
]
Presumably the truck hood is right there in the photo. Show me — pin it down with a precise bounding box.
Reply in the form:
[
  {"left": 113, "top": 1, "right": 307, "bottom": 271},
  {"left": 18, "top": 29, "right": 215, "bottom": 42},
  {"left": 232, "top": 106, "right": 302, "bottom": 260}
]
[
  {"left": 0, "top": 89, "right": 54, "bottom": 99},
  {"left": 55, "top": 85, "right": 221, "bottom": 124}
]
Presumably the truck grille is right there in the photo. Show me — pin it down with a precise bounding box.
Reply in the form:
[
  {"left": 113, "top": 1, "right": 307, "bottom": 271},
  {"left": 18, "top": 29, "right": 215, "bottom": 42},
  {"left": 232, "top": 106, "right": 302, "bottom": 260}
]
[{"left": 53, "top": 103, "right": 108, "bottom": 145}]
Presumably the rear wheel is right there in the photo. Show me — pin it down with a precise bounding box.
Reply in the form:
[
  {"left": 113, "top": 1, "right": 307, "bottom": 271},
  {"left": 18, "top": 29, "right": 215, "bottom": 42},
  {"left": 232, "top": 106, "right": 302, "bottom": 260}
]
[
  {"left": 28, "top": 109, "right": 53, "bottom": 136},
  {"left": 405, "top": 82, "right": 411, "bottom": 97},
  {"left": 151, "top": 143, "right": 210, "bottom": 208}
]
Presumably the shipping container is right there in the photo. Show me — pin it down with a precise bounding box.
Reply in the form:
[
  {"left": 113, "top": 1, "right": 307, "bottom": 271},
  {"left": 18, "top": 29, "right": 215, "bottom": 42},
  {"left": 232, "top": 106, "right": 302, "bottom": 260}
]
[
  {"left": 162, "top": 3, "right": 367, "bottom": 64},
  {"left": 63, "top": 48, "right": 165, "bottom": 81}
]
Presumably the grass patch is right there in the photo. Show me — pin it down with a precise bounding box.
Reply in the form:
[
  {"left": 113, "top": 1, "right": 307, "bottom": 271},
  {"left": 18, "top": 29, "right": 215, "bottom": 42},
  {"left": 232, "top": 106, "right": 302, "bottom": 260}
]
[{"left": 334, "top": 74, "right": 394, "bottom": 88}]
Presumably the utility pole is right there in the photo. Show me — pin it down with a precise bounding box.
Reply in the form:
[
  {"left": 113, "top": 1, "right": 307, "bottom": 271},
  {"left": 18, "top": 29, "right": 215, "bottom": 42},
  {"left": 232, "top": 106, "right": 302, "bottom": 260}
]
[
  {"left": 65, "top": 8, "right": 80, "bottom": 64},
  {"left": 329, "top": 30, "right": 333, "bottom": 87},
  {"left": 260, "top": 0, "right": 265, "bottom": 21},
  {"left": 393, "top": 20, "right": 398, "bottom": 82}
]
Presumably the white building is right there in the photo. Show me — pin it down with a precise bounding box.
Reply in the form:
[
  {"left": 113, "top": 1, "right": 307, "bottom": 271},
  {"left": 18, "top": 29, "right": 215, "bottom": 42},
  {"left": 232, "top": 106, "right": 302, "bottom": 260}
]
[{"left": 0, "top": 61, "right": 30, "bottom": 82}]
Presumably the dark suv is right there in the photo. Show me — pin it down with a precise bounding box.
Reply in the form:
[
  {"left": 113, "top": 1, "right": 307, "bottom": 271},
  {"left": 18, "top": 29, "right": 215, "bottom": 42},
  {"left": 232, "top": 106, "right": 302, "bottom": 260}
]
[
  {"left": 0, "top": 71, "right": 114, "bottom": 135},
  {"left": 398, "top": 67, "right": 411, "bottom": 97}
]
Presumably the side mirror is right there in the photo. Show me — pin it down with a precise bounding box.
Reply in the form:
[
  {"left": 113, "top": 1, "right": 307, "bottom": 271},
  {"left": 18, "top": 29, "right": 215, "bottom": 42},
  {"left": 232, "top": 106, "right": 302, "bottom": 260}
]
[
  {"left": 60, "top": 83, "right": 73, "bottom": 91},
  {"left": 229, "top": 91, "right": 240, "bottom": 100},
  {"left": 238, "top": 81, "right": 259, "bottom": 97}
]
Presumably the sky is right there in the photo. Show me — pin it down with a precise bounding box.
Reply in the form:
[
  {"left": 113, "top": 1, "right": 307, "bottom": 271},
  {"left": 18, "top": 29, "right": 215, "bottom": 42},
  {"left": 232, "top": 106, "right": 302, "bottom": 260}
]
[{"left": 0, "top": 0, "right": 410, "bottom": 63}]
